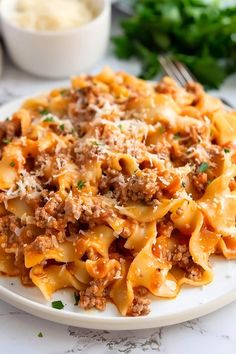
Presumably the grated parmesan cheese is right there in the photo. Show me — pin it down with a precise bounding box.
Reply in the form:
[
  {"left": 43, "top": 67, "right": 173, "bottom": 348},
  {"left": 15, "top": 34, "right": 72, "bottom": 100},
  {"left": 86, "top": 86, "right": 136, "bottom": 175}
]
[
  {"left": 5, "top": 170, "right": 43, "bottom": 200},
  {"left": 11, "top": 0, "right": 94, "bottom": 31}
]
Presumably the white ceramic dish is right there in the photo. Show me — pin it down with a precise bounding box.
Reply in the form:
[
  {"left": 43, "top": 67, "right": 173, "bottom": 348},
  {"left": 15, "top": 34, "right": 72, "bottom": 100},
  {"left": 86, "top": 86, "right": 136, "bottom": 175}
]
[
  {"left": 0, "top": 0, "right": 111, "bottom": 78},
  {"left": 0, "top": 94, "right": 236, "bottom": 330}
]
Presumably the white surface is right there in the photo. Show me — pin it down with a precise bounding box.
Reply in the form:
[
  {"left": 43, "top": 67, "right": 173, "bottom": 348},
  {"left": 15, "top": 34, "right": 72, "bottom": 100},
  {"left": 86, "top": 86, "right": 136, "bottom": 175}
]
[
  {"left": 0, "top": 9, "right": 236, "bottom": 353},
  {"left": 0, "top": 0, "right": 111, "bottom": 78}
]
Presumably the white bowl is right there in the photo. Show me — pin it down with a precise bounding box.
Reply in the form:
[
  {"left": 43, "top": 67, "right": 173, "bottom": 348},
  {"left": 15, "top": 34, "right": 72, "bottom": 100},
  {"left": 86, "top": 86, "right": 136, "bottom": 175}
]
[{"left": 0, "top": 0, "right": 111, "bottom": 78}]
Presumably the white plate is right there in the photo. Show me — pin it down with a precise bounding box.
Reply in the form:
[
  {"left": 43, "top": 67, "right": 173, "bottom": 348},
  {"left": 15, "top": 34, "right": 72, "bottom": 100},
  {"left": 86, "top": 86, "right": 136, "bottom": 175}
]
[{"left": 0, "top": 96, "right": 236, "bottom": 330}]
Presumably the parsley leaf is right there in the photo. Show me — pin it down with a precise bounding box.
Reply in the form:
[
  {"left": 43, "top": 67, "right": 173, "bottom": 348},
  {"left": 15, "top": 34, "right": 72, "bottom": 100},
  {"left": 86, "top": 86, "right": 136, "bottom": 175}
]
[
  {"left": 174, "top": 133, "right": 180, "bottom": 140},
  {"left": 51, "top": 300, "right": 64, "bottom": 310},
  {"left": 9, "top": 161, "right": 15, "bottom": 167},
  {"left": 91, "top": 141, "right": 104, "bottom": 146},
  {"left": 118, "top": 124, "right": 124, "bottom": 132},
  {"left": 61, "top": 89, "right": 69, "bottom": 96},
  {"left": 3, "top": 139, "right": 11, "bottom": 145},
  {"left": 38, "top": 332, "right": 43, "bottom": 338},
  {"left": 224, "top": 148, "right": 230, "bottom": 154},
  {"left": 60, "top": 124, "right": 65, "bottom": 131},
  {"left": 77, "top": 180, "right": 86, "bottom": 190},
  {"left": 159, "top": 125, "right": 165, "bottom": 134},
  {"left": 74, "top": 292, "right": 80, "bottom": 305},
  {"left": 198, "top": 162, "right": 209, "bottom": 173},
  {"left": 39, "top": 108, "right": 50, "bottom": 115},
  {"left": 43, "top": 116, "right": 54, "bottom": 123}
]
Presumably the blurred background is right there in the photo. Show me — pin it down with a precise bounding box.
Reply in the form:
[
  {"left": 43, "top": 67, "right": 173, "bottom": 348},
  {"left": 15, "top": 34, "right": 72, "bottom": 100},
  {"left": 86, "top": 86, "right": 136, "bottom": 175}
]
[{"left": 0, "top": 0, "right": 236, "bottom": 94}]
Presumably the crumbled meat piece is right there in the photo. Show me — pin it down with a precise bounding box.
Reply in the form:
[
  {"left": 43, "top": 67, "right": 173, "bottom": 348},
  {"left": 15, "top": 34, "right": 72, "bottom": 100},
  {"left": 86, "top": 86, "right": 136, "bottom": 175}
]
[
  {"left": 100, "top": 168, "right": 161, "bottom": 203},
  {"left": 126, "top": 169, "right": 159, "bottom": 202},
  {"left": 0, "top": 120, "right": 20, "bottom": 141},
  {"left": 172, "top": 244, "right": 203, "bottom": 280},
  {"left": 186, "top": 265, "right": 203, "bottom": 281},
  {"left": 156, "top": 220, "right": 174, "bottom": 238},
  {"left": 29, "top": 236, "right": 53, "bottom": 253},
  {"left": 128, "top": 287, "right": 151, "bottom": 317},
  {"left": 35, "top": 194, "right": 67, "bottom": 229},
  {"left": 79, "top": 199, "right": 112, "bottom": 225},
  {"left": 79, "top": 279, "right": 107, "bottom": 311},
  {"left": 172, "top": 244, "right": 191, "bottom": 267},
  {"left": 0, "top": 215, "right": 21, "bottom": 243},
  {"left": 192, "top": 172, "right": 208, "bottom": 194},
  {"left": 44, "top": 194, "right": 63, "bottom": 216}
]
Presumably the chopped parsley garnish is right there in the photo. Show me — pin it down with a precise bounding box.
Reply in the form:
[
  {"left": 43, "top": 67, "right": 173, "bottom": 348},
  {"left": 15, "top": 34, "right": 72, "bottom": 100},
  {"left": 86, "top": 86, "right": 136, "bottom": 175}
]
[
  {"left": 181, "top": 181, "right": 186, "bottom": 188},
  {"left": 43, "top": 116, "right": 54, "bottom": 123},
  {"left": 60, "top": 89, "right": 69, "bottom": 96},
  {"left": 91, "top": 141, "right": 104, "bottom": 146},
  {"left": 60, "top": 124, "right": 65, "bottom": 131},
  {"left": 118, "top": 124, "right": 124, "bottom": 132},
  {"left": 3, "top": 139, "right": 11, "bottom": 145},
  {"left": 9, "top": 161, "right": 15, "bottom": 167},
  {"left": 51, "top": 300, "right": 64, "bottom": 310},
  {"left": 38, "top": 332, "right": 43, "bottom": 338},
  {"left": 159, "top": 125, "right": 165, "bottom": 134},
  {"left": 77, "top": 180, "right": 86, "bottom": 190},
  {"left": 198, "top": 162, "right": 209, "bottom": 173},
  {"left": 224, "top": 148, "right": 230, "bottom": 154},
  {"left": 39, "top": 108, "right": 50, "bottom": 115},
  {"left": 74, "top": 292, "right": 80, "bottom": 305},
  {"left": 174, "top": 133, "right": 180, "bottom": 140}
]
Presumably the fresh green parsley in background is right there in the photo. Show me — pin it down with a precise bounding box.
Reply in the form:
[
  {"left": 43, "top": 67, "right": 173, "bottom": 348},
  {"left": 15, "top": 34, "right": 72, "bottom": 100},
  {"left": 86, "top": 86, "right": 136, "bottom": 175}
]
[{"left": 113, "top": 0, "right": 236, "bottom": 88}]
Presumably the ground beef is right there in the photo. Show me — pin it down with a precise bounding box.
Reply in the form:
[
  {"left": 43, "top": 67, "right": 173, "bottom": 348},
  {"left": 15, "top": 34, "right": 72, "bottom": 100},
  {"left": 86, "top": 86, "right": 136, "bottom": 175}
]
[
  {"left": 191, "top": 172, "right": 208, "bottom": 194},
  {"left": 128, "top": 287, "right": 151, "bottom": 317},
  {"left": 79, "top": 279, "right": 107, "bottom": 311},
  {"left": 29, "top": 235, "right": 53, "bottom": 253},
  {"left": 172, "top": 244, "right": 191, "bottom": 268},
  {"left": 100, "top": 168, "right": 162, "bottom": 203},
  {"left": 79, "top": 199, "right": 112, "bottom": 226},
  {"left": 35, "top": 194, "right": 66, "bottom": 229},
  {"left": 156, "top": 220, "right": 174, "bottom": 238},
  {"left": 0, "top": 215, "right": 21, "bottom": 242},
  {"left": 44, "top": 194, "right": 64, "bottom": 216},
  {"left": 126, "top": 169, "right": 160, "bottom": 202},
  {"left": 172, "top": 244, "right": 203, "bottom": 281},
  {"left": 0, "top": 120, "right": 20, "bottom": 141}
]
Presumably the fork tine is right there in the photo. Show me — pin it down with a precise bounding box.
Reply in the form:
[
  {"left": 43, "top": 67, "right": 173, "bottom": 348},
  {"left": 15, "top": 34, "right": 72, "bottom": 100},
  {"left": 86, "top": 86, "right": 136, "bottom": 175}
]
[
  {"left": 159, "top": 56, "right": 234, "bottom": 110},
  {"left": 174, "top": 60, "right": 197, "bottom": 84},
  {"left": 158, "top": 56, "right": 179, "bottom": 81},
  {"left": 165, "top": 57, "right": 186, "bottom": 87},
  {"left": 158, "top": 56, "right": 186, "bottom": 87}
]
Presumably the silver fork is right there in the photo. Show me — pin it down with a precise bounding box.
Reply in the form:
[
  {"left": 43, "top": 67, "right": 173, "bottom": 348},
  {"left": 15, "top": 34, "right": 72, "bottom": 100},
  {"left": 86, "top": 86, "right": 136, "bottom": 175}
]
[{"left": 158, "top": 55, "right": 234, "bottom": 109}]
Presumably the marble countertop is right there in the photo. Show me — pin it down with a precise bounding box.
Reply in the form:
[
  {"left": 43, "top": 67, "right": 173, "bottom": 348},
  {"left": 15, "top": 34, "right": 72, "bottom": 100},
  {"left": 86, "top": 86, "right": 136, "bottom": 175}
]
[{"left": 0, "top": 9, "right": 236, "bottom": 354}]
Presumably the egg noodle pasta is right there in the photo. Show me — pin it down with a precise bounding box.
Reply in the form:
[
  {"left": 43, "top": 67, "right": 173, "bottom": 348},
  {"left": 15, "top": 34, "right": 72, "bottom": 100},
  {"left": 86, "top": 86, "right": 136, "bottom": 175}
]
[{"left": 0, "top": 68, "right": 236, "bottom": 316}]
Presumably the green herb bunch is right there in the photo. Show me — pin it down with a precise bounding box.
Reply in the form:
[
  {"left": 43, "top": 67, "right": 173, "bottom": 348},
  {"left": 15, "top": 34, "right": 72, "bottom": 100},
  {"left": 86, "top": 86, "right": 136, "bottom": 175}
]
[{"left": 113, "top": 0, "right": 236, "bottom": 88}]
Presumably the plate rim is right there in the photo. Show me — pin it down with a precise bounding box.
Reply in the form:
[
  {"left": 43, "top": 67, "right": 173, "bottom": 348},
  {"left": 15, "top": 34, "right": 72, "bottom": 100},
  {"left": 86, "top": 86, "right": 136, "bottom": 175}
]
[
  {"left": 0, "top": 93, "right": 236, "bottom": 330},
  {"left": 1, "top": 281, "right": 236, "bottom": 330}
]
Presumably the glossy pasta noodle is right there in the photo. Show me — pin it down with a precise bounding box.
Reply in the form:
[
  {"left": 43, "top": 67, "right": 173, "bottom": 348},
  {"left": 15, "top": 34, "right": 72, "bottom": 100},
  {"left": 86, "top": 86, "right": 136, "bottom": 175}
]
[{"left": 0, "top": 68, "right": 236, "bottom": 316}]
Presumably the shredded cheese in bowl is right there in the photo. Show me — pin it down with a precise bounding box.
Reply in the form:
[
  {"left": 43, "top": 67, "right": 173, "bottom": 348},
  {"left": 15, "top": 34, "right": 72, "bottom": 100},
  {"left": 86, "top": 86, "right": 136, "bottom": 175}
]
[{"left": 11, "top": 0, "right": 95, "bottom": 31}]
